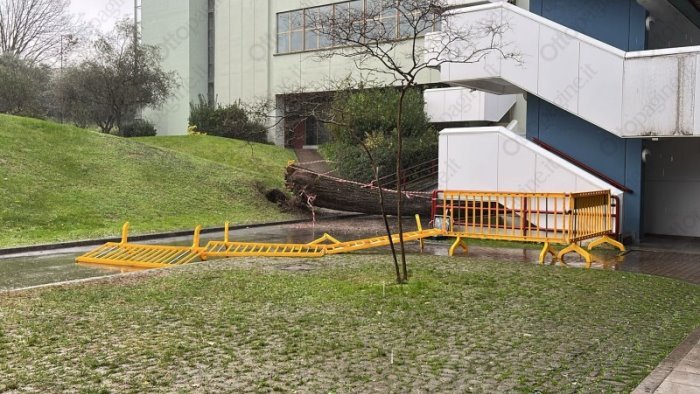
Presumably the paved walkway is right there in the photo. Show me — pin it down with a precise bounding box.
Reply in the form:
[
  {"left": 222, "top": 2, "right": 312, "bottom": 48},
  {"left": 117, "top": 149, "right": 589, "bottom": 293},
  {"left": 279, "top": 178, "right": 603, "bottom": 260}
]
[
  {"left": 627, "top": 237, "right": 700, "bottom": 392},
  {"left": 620, "top": 250, "right": 700, "bottom": 285},
  {"left": 294, "top": 149, "right": 334, "bottom": 174},
  {"left": 633, "top": 326, "right": 700, "bottom": 393}
]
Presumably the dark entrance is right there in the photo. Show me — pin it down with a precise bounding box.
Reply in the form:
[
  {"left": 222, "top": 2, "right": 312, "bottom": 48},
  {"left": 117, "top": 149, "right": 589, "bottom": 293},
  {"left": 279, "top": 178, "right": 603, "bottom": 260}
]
[
  {"left": 285, "top": 116, "right": 328, "bottom": 149},
  {"left": 287, "top": 118, "right": 306, "bottom": 149}
]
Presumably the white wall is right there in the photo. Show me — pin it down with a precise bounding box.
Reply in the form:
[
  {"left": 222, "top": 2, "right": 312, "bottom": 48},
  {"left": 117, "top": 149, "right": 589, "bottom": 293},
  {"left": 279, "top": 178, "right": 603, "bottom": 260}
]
[
  {"left": 214, "top": 0, "right": 443, "bottom": 105},
  {"left": 438, "top": 127, "right": 624, "bottom": 196}
]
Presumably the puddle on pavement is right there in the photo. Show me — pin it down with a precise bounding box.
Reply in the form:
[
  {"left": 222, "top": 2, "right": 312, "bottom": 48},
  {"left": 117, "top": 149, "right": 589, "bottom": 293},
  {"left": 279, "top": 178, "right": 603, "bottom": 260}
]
[
  {"left": 0, "top": 217, "right": 399, "bottom": 291},
  {"left": 0, "top": 253, "right": 117, "bottom": 291},
  {"left": 1, "top": 216, "right": 697, "bottom": 291}
]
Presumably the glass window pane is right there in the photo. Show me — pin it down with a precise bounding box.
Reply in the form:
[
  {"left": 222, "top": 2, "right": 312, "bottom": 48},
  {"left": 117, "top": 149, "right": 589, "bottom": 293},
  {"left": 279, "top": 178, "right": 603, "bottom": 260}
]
[
  {"left": 319, "top": 5, "right": 333, "bottom": 18},
  {"left": 349, "top": 0, "right": 363, "bottom": 19},
  {"left": 305, "top": 30, "right": 318, "bottom": 50},
  {"left": 367, "top": 0, "right": 384, "bottom": 20},
  {"left": 290, "top": 10, "right": 303, "bottom": 30},
  {"left": 416, "top": 16, "right": 434, "bottom": 36},
  {"left": 335, "top": 2, "right": 349, "bottom": 20},
  {"left": 399, "top": 18, "right": 412, "bottom": 38},
  {"left": 277, "top": 13, "right": 289, "bottom": 33},
  {"left": 291, "top": 31, "right": 303, "bottom": 51},
  {"left": 319, "top": 32, "right": 333, "bottom": 48},
  {"left": 277, "top": 33, "right": 289, "bottom": 53},
  {"left": 365, "top": 19, "right": 380, "bottom": 40},
  {"left": 381, "top": 5, "right": 395, "bottom": 19},
  {"left": 382, "top": 17, "right": 397, "bottom": 39},
  {"left": 366, "top": 0, "right": 380, "bottom": 12},
  {"left": 349, "top": 21, "right": 364, "bottom": 43},
  {"left": 305, "top": 8, "right": 318, "bottom": 30}
]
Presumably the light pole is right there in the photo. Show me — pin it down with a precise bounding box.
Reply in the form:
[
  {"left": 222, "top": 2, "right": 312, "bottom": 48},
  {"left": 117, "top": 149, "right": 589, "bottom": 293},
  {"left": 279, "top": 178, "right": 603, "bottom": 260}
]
[{"left": 59, "top": 34, "right": 75, "bottom": 124}]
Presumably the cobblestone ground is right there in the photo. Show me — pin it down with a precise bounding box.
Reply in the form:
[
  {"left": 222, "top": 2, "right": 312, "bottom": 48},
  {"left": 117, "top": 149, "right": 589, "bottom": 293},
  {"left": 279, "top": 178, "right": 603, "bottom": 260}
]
[{"left": 0, "top": 255, "right": 699, "bottom": 393}]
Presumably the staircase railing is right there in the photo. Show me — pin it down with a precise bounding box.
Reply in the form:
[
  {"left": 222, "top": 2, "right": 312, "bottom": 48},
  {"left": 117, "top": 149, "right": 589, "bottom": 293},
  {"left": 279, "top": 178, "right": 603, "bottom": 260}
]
[{"left": 372, "top": 158, "right": 439, "bottom": 190}]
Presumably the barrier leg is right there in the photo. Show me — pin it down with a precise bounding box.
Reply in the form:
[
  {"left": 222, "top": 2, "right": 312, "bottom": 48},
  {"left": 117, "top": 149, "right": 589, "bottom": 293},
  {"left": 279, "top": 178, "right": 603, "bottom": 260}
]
[
  {"left": 192, "top": 225, "right": 207, "bottom": 261},
  {"left": 557, "top": 243, "right": 593, "bottom": 268},
  {"left": 587, "top": 236, "right": 626, "bottom": 253},
  {"left": 539, "top": 242, "right": 558, "bottom": 265},
  {"left": 415, "top": 214, "right": 424, "bottom": 253},
  {"left": 307, "top": 233, "right": 342, "bottom": 245},
  {"left": 449, "top": 237, "right": 468, "bottom": 256},
  {"left": 120, "top": 222, "right": 130, "bottom": 245}
]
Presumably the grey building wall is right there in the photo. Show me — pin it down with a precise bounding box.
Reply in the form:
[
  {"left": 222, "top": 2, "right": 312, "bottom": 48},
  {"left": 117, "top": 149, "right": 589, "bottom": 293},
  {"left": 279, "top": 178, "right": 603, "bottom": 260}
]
[{"left": 142, "top": 0, "right": 208, "bottom": 135}]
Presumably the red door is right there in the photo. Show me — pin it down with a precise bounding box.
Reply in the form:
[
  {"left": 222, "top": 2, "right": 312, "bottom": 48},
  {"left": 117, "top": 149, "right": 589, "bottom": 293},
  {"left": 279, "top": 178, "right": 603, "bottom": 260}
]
[{"left": 288, "top": 119, "right": 306, "bottom": 149}]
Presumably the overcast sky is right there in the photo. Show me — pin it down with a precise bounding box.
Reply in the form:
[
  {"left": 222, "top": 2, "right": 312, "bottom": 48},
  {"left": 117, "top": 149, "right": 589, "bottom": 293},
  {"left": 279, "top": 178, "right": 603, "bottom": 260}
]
[{"left": 69, "top": 0, "right": 134, "bottom": 32}]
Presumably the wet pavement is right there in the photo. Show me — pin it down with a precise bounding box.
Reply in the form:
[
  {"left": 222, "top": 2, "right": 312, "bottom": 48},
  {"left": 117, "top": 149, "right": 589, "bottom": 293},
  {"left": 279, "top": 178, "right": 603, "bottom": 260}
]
[{"left": 1, "top": 216, "right": 699, "bottom": 291}]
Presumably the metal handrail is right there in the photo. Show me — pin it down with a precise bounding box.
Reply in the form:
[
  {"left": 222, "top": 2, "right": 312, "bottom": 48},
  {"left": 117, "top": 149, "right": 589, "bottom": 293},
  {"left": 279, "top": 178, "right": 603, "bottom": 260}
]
[
  {"left": 374, "top": 158, "right": 438, "bottom": 187},
  {"left": 530, "top": 137, "right": 633, "bottom": 193}
]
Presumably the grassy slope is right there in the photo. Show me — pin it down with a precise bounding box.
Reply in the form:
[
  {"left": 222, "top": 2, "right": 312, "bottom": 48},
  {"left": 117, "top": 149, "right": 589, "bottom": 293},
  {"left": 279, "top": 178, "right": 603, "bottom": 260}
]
[
  {"left": 0, "top": 255, "right": 698, "bottom": 392},
  {"left": 0, "top": 115, "right": 296, "bottom": 247},
  {"left": 135, "top": 135, "right": 295, "bottom": 191}
]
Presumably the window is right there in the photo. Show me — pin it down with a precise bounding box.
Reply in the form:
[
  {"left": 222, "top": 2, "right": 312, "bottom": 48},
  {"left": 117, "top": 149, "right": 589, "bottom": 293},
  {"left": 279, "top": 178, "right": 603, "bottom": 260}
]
[
  {"left": 278, "top": 10, "right": 304, "bottom": 53},
  {"left": 304, "top": 5, "right": 334, "bottom": 50},
  {"left": 208, "top": 1, "right": 215, "bottom": 102},
  {"left": 276, "top": 0, "right": 441, "bottom": 54},
  {"left": 398, "top": 3, "right": 440, "bottom": 38},
  {"left": 277, "top": 13, "right": 290, "bottom": 53}
]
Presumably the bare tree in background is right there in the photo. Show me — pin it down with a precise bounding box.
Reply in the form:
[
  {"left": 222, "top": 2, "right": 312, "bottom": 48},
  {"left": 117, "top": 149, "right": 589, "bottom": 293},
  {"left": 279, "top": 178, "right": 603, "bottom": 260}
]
[
  {"left": 0, "top": 0, "right": 80, "bottom": 65},
  {"left": 308, "top": 0, "right": 520, "bottom": 283}
]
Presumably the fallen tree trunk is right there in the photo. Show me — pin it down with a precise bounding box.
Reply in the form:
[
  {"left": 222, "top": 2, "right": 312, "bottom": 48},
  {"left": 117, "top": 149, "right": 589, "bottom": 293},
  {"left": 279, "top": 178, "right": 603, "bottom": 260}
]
[{"left": 285, "top": 165, "right": 431, "bottom": 216}]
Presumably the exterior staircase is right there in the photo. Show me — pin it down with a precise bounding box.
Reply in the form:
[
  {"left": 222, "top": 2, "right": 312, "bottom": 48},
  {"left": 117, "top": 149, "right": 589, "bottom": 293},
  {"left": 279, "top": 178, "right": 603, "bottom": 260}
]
[{"left": 426, "top": 1, "right": 700, "bottom": 137}]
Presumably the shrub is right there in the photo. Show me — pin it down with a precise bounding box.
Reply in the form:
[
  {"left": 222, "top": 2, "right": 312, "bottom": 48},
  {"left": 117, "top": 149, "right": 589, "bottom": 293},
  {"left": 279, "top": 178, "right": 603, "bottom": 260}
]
[
  {"left": 119, "top": 119, "right": 157, "bottom": 137},
  {"left": 189, "top": 95, "right": 219, "bottom": 134},
  {"left": 189, "top": 95, "right": 269, "bottom": 143},
  {"left": 325, "top": 87, "right": 438, "bottom": 183}
]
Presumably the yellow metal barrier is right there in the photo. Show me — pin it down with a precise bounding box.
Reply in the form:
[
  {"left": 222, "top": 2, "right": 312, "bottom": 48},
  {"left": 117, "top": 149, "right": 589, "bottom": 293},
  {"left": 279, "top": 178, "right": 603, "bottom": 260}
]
[
  {"left": 77, "top": 220, "right": 441, "bottom": 269},
  {"left": 77, "top": 193, "right": 624, "bottom": 271},
  {"left": 76, "top": 222, "right": 205, "bottom": 269},
  {"left": 323, "top": 228, "right": 443, "bottom": 255},
  {"left": 434, "top": 190, "right": 625, "bottom": 267}
]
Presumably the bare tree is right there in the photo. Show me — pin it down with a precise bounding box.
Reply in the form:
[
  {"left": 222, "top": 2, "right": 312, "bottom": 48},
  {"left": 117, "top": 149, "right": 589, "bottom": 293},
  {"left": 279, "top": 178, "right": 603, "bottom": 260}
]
[
  {"left": 309, "top": 0, "right": 520, "bottom": 283},
  {"left": 0, "top": 0, "right": 80, "bottom": 65},
  {"left": 280, "top": 82, "right": 404, "bottom": 282}
]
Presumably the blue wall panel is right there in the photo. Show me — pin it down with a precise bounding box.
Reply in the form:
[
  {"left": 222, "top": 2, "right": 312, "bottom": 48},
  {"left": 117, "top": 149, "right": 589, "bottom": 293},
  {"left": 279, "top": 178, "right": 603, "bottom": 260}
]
[{"left": 526, "top": 0, "right": 647, "bottom": 240}]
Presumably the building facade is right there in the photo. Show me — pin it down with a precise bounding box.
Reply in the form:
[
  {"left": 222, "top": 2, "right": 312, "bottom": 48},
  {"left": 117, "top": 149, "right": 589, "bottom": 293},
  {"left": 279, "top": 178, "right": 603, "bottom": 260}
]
[
  {"left": 142, "top": 0, "right": 522, "bottom": 143},
  {"left": 428, "top": 0, "right": 700, "bottom": 241},
  {"left": 142, "top": 0, "right": 700, "bottom": 241}
]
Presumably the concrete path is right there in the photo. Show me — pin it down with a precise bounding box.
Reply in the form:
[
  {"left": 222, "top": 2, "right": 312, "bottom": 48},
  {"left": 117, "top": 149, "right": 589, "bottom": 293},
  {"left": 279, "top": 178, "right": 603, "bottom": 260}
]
[
  {"left": 294, "top": 148, "right": 334, "bottom": 174},
  {"left": 633, "top": 326, "right": 700, "bottom": 393}
]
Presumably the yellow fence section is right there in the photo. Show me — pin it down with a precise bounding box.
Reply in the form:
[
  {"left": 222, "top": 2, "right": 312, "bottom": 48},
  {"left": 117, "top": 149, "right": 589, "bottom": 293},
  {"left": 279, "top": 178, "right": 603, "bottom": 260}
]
[
  {"left": 433, "top": 190, "right": 624, "bottom": 266},
  {"left": 76, "top": 221, "right": 442, "bottom": 269},
  {"left": 76, "top": 223, "right": 205, "bottom": 269},
  {"left": 205, "top": 242, "right": 327, "bottom": 258},
  {"left": 77, "top": 192, "right": 625, "bottom": 271},
  {"left": 323, "top": 228, "right": 443, "bottom": 255}
]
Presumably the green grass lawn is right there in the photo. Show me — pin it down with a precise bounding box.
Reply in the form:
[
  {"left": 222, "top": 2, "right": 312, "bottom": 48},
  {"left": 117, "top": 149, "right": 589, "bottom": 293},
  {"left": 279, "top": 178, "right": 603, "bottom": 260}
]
[
  {"left": 0, "top": 115, "right": 298, "bottom": 247},
  {"left": 135, "top": 134, "right": 295, "bottom": 191},
  {"left": 1, "top": 255, "right": 698, "bottom": 392}
]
